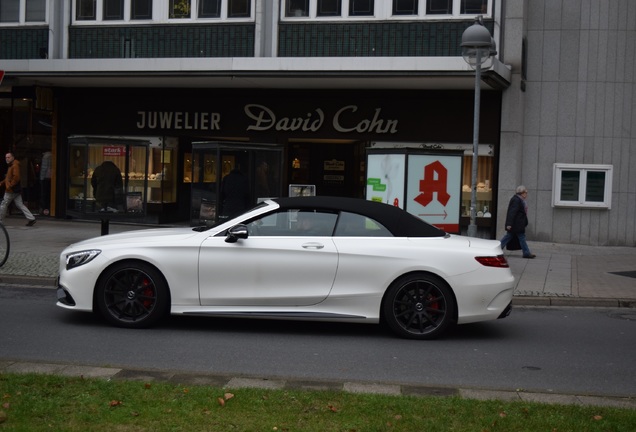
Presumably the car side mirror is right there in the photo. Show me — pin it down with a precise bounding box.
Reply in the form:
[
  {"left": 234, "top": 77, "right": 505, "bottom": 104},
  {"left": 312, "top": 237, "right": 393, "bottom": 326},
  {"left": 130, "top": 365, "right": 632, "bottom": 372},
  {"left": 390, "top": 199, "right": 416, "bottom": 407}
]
[{"left": 225, "top": 224, "right": 249, "bottom": 243}]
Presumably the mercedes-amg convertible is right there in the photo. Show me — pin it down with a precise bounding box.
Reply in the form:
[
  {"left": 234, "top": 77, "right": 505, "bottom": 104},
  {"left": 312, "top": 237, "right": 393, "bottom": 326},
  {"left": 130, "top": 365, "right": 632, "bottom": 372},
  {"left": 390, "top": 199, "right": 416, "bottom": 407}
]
[{"left": 57, "top": 196, "right": 514, "bottom": 339}]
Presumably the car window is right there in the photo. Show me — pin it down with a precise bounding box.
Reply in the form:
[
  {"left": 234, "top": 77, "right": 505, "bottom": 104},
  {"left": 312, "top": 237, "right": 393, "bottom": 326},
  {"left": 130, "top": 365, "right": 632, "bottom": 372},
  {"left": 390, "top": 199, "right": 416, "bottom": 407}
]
[
  {"left": 334, "top": 211, "right": 393, "bottom": 237},
  {"left": 247, "top": 209, "right": 337, "bottom": 237}
]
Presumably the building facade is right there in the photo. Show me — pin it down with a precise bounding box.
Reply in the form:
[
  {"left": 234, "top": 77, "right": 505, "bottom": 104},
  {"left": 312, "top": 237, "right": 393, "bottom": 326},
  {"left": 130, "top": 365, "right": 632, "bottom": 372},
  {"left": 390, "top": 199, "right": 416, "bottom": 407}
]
[
  {"left": 2, "top": 0, "right": 634, "bottom": 245},
  {"left": 499, "top": 0, "right": 636, "bottom": 246}
]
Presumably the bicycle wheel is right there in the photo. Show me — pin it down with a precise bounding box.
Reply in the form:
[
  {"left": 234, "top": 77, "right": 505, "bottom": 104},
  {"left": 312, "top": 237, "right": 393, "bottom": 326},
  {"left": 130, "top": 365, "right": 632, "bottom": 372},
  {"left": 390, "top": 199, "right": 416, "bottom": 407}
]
[{"left": 0, "top": 223, "right": 10, "bottom": 267}]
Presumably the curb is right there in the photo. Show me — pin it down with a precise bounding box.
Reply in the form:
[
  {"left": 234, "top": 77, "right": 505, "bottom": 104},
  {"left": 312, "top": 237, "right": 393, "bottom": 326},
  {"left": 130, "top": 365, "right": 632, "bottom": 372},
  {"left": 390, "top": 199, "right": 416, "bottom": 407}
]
[
  {"left": 2, "top": 360, "right": 635, "bottom": 409},
  {"left": 0, "top": 275, "right": 56, "bottom": 288},
  {"left": 512, "top": 296, "right": 636, "bottom": 308}
]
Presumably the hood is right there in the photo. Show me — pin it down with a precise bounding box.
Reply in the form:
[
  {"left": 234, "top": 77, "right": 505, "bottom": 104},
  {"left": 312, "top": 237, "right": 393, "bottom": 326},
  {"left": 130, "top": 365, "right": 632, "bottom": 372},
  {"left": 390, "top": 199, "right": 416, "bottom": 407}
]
[{"left": 65, "top": 227, "right": 201, "bottom": 250}]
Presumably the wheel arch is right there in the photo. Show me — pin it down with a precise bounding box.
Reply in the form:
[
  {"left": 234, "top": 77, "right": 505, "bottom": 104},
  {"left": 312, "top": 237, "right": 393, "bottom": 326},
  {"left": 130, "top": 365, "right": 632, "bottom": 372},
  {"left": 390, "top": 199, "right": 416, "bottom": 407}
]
[
  {"left": 92, "top": 258, "right": 172, "bottom": 313},
  {"left": 379, "top": 270, "right": 459, "bottom": 325}
]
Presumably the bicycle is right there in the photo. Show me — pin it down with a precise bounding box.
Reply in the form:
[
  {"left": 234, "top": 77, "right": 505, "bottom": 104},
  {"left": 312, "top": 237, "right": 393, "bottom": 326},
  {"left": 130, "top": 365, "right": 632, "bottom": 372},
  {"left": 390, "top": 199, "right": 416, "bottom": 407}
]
[{"left": 0, "top": 222, "right": 10, "bottom": 267}]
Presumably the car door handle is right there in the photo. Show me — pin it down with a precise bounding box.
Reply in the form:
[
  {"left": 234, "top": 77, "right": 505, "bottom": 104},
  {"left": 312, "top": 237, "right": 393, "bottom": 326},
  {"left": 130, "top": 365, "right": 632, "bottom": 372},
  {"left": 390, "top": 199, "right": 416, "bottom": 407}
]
[{"left": 302, "top": 242, "right": 324, "bottom": 249}]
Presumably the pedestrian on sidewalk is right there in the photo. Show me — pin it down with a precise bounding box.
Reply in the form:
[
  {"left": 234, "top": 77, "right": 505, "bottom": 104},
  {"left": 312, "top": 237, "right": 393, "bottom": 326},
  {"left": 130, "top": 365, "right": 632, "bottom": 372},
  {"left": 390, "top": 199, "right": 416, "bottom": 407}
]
[
  {"left": 0, "top": 152, "right": 36, "bottom": 226},
  {"left": 500, "top": 185, "right": 535, "bottom": 258}
]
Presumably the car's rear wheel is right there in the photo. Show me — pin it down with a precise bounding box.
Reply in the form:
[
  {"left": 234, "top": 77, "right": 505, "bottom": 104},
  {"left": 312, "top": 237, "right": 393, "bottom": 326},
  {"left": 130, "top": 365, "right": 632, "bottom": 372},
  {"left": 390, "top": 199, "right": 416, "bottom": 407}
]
[
  {"left": 383, "top": 273, "right": 456, "bottom": 340},
  {"left": 95, "top": 262, "right": 169, "bottom": 328}
]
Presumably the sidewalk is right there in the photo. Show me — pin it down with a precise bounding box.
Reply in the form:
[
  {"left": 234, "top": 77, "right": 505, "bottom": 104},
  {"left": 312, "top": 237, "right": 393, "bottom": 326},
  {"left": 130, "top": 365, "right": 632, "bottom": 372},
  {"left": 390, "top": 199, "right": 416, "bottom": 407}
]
[{"left": 1, "top": 216, "right": 635, "bottom": 307}]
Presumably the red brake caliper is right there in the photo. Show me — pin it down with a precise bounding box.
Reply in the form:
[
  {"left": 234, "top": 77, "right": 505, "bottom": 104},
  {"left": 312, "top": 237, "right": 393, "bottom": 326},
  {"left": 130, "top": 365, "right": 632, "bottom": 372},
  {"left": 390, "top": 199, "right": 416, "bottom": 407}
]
[{"left": 141, "top": 278, "right": 154, "bottom": 309}]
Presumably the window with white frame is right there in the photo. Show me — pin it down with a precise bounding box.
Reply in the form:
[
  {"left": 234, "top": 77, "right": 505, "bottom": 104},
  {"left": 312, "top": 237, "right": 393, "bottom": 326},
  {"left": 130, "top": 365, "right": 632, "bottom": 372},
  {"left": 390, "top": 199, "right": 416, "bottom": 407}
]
[
  {"left": 169, "top": 0, "right": 251, "bottom": 19},
  {"left": 283, "top": 0, "right": 491, "bottom": 19},
  {"left": 73, "top": 0, "right": 252, "bottom": 22},
  {"left": 393, "top": 0, "right": 418, "bottom": 15},
  {"left": 0, "top": 0, "right": 46, "bottom": 24},
  {"left": 131, "top": 0, "right": 152, "bottom": 19},
  {"left": 552, "top": 164, "right": 613, "bottom": 209}
]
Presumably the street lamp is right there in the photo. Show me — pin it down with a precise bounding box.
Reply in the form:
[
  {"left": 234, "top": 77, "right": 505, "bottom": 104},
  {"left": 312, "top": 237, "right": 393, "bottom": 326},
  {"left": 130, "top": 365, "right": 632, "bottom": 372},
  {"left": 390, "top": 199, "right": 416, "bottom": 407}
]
[{"left": 461, "top": 16, "right": 496, "bottom": 238}]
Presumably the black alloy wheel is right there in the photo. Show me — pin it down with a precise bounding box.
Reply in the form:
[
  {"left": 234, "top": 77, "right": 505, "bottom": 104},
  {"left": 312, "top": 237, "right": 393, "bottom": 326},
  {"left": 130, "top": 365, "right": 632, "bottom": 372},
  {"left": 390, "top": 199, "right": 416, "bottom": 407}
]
[
  {"left": 96, "top": 262, "right": 169, "bottom": 328},
  {"left": 383, "top": 273, "right": 456, "bottom": 340}
]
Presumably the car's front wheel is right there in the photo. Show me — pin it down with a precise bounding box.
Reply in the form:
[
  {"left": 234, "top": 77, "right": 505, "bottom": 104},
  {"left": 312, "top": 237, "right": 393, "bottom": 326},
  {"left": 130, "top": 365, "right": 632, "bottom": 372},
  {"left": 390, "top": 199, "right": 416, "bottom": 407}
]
[
  {"left": 95, "top": 261, "right": 169, "bottom": 328},
  {"left": 383, "top": 273, "right": 456, "bottom": 340}
]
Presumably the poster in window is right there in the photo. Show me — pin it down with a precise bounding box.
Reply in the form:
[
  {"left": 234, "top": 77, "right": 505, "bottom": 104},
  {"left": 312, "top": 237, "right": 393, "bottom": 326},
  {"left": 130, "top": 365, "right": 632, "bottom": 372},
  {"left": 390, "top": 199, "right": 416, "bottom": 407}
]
[
  {"left": 366, "top": 154, "right": 405, "bottom": 208},
  {"left": 199, "top": 198, "right": 216, "bottom": 221},
  {"left": 406, "top": 154, "right": 462, "bottom": 234},
  {"left": 126, "top": 192, "right": 143, "bottom": 213}
]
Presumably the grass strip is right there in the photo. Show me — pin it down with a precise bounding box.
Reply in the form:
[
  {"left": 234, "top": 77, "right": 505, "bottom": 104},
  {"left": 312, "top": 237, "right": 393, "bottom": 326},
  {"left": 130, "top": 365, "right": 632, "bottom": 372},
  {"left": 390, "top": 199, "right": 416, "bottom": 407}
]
[{"left": 1, "top": 373, "right": 635, "bottom": 431}]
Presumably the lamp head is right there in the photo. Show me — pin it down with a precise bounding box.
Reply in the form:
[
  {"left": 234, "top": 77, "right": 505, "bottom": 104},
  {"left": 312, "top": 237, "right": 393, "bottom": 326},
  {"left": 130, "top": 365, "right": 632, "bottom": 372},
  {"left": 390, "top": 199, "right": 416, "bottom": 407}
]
[{"left": 461, "top": 16, "right": 495, "bottom": 67}]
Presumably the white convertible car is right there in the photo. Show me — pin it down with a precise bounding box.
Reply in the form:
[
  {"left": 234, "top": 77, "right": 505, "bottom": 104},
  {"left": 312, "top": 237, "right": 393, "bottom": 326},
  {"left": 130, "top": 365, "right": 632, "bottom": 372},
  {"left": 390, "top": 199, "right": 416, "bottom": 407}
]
[{"left": 57, "top": 196, "right": 514, "bottom": 339}]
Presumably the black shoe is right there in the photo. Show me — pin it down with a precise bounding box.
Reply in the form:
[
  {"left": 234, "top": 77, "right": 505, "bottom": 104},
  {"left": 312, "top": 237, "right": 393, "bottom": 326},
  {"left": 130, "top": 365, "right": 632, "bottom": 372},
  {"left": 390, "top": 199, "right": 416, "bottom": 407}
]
[
  {"left": 26, "top": 219, "right": 36, "bottom": 227},
  {"left": 523, "top": 254, "right": 536, "bottom": 259}
]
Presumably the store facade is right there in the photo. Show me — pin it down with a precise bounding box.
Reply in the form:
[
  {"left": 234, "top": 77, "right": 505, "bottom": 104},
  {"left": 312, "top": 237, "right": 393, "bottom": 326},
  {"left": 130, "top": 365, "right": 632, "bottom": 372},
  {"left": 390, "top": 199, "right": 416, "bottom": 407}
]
[{"left": 53, "top": 86, "right": 502, "bottom": 236}]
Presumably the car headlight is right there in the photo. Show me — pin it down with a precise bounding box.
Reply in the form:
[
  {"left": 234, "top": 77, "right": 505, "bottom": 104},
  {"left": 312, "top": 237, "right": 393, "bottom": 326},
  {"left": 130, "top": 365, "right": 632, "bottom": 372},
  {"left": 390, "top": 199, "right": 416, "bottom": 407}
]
[{"left": 66, "top": 249, "right": 101, "bottom": 270}]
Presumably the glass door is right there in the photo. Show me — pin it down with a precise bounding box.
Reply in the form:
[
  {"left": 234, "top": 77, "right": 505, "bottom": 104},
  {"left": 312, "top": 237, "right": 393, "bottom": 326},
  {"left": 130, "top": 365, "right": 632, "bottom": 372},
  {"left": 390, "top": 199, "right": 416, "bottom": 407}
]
[{"left": 190, "top": 142, "right": 283, "bottom": 226}]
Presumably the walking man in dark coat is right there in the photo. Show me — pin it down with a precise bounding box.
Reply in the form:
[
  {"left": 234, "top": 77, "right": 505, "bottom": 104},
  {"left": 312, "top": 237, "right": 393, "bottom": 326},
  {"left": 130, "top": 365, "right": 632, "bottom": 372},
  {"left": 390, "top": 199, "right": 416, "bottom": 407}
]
[{"left": 500, "top": 185, "right": 536, "bottom": 258}]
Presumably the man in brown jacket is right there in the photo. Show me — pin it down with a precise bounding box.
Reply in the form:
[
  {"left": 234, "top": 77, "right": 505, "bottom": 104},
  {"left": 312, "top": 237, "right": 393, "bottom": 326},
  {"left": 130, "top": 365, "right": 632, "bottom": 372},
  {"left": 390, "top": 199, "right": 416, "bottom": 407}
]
[{"left": 0, "top": 152, "right": 36, "bottom": 226}]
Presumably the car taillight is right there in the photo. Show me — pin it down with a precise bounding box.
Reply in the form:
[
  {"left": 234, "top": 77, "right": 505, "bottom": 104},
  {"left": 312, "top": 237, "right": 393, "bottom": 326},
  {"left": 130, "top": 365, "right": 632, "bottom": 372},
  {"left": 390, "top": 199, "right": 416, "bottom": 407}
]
[{"left": 475, "top": 255, "right": 509, "bottom": 268}]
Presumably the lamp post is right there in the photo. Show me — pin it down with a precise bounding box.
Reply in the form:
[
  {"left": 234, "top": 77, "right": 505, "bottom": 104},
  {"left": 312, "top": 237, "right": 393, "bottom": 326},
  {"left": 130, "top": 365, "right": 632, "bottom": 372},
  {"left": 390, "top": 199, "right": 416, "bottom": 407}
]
[{"left": 461, "top": 16, "right": 496, "bottom": 238}]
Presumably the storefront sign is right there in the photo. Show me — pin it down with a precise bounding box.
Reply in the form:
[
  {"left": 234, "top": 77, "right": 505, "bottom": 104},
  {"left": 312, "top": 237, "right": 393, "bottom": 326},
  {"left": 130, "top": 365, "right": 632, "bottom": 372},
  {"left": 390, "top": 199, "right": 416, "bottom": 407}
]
[
  {"left": 324, "top": 159, "right": 345, "bottom": 171},
  {"left": 244, "top": 104, "right": 398, "bottom": 134},
  {"left": 136, "top": 111, "right": 221, "bottom": 130},
  {"left": 135, "top": 104, "right": 399, "bottom": 135},
  {"left": 65, "top": 88, "right": 501, "bottom": 144}
]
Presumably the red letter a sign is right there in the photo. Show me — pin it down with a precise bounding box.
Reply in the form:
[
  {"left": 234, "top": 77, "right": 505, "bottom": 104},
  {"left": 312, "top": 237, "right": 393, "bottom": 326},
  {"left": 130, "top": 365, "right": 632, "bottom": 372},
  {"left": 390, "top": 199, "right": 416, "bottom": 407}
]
[{"left": 414, "top": 160, "right": 451, "bottom": 207}]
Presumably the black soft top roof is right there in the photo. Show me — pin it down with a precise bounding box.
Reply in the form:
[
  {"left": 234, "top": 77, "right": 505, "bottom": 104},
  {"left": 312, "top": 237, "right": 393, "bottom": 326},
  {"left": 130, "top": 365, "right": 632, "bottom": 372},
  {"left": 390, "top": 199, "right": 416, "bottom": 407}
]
[{"left": 273, "top": 196, "right": 446, "bottom": 238}]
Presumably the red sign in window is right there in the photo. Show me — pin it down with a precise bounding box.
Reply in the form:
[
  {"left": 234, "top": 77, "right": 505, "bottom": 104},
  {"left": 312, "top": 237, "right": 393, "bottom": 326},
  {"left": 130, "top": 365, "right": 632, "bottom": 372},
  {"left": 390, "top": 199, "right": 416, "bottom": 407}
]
[{"left": 103, "top": 146, "right": 125, "bottom": 157}]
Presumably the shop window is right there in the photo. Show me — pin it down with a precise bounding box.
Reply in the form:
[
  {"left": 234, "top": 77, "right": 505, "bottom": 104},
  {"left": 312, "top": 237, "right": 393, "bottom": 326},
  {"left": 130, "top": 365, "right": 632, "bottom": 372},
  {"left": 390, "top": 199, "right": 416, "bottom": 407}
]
[
  {"left": 67, "top": 137, "right": 177, "bottom": 219},
  {"left": 198, "top": 0, "right": 221, "bottom": 18},
  {"left": 104, "top": 0, "right": 124, "bottom": 20},
  {"left": 131, "top": 0, "right": 152, "bottom": 19},
  {"left": 349, "top": 0, "right": 373, "bottom": 16},
  {"left": 317, "top": 0, "right": 340, "bottom": 16},
  {"left": 461, "top": 153, "right": 493, "bottom": 218},
  {"left": 393, "top": 0, "right": 417, "bottom": 16},
  {"left": 552, "top": 164, "right": 613, "bottom": 209}
]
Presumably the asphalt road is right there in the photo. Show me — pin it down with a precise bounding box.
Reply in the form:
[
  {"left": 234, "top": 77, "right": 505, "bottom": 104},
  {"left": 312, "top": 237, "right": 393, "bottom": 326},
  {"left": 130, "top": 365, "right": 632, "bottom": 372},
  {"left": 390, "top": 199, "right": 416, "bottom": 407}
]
[{"left": 1, "top": 286, "right": 635, "bottom": 398}]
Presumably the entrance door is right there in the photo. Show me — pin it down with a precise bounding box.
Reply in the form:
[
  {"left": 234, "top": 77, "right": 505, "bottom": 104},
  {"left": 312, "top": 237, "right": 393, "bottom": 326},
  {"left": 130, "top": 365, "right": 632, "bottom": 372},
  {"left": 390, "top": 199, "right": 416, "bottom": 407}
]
[
  {"left": 190, "top": 142, "right": 282, "bottom": 225},
  {"left": 288, "top": 141, "right": 363, "bottom": 198}
]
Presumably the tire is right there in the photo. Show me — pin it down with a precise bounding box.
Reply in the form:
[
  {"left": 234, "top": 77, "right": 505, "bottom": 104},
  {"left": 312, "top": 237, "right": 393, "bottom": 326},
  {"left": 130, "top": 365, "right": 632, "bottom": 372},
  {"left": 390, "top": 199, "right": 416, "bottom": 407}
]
[
  {"left": 382, "top": 273, "right": 456, "bottom": 340},
  {"left": 0, "top": 223, "right": 9, "bottom": 268},
  {"left": 95, "top": 261, "right": 169, "bottom": 329}
]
